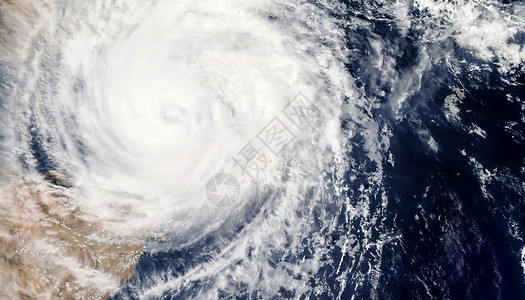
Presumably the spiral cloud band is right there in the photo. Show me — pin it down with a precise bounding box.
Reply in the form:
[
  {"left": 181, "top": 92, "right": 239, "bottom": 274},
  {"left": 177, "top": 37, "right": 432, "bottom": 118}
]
[{"left": 1, "top": 0, "right": 524, "bottom": 298}]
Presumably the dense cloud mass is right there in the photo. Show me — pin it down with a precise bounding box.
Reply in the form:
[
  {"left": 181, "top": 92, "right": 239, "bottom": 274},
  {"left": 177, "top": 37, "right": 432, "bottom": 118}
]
[{"left": 0, "top": 0, "right": 524, "bottom": 299}]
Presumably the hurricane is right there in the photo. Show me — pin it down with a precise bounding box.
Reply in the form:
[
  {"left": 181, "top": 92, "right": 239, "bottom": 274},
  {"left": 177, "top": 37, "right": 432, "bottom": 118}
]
[{"left": 0, "top": 0, "right": 524, "bottom": 299}]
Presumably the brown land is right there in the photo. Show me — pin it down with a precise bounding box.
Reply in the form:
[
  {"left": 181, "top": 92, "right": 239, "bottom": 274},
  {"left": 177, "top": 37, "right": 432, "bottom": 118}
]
[{"left": 0, "top": 176, "right": 145, "bottom": 299}]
